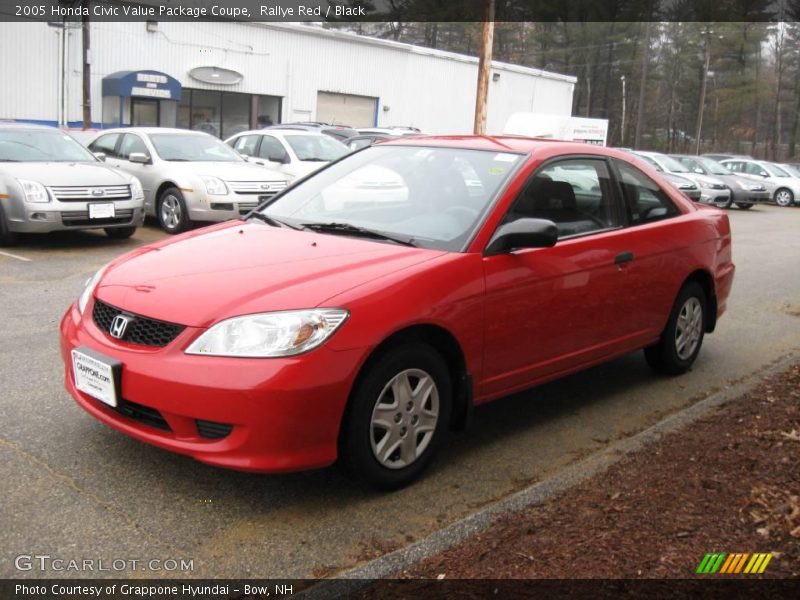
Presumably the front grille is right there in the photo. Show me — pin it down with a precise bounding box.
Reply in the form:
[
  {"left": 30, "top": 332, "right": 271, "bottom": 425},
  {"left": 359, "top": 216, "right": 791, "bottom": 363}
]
[
  {"left": 92, "top": 299, "right": 185, "bottom": 347},
  {"left": 237, "top": 202, "right": 259, "bottom": 215},
  {"left": 50, "top": 185, "right": 131, "bottom": 202},
  {"left": 228, "top": 181, "right": 288, "bottom": 195},
  {"left": 61, "top": 209, "right": 134, "bottom": 227},
  {"left": 112, "top": 399, "right": 171, "bottom": 431},
  {"left": 196, "top": 420, "right": 233, "bottom": 440}
]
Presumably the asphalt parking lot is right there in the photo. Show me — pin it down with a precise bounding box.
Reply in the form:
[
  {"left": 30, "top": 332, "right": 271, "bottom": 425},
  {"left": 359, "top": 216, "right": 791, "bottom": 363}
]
[{"left": 1, "top": 206, "right": 799, "bottom": 579}]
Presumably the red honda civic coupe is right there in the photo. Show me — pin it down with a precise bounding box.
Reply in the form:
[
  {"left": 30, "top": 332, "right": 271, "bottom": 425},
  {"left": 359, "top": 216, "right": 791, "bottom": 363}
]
[{"left": 60, "top": 137, "right": 734, "bottom": 489}]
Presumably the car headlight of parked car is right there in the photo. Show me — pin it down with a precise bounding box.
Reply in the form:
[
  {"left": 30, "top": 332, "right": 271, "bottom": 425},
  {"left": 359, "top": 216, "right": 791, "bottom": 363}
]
[
  {"left": 200, "top": 176, "right": 229, "bottom": 196},
  {"left": 185, "top": 309, "right": 349, "bottom": 357},
  {"left": 130, "top": 177, "right": 144, "bottom": 202},
  {"left": 78, "top": 264, "right": 109, "bottom": 315},
  {"left": 17, "top": 179, "right": 50, "bottom": 203}
]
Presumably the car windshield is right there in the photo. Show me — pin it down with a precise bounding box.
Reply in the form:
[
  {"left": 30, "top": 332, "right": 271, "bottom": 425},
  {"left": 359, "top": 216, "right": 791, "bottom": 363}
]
[
  {"left": 765, "top": 163, "right": 791, "bottom": 177},
  {"left": 149, "top": 134, "right": 242, "bottom": 162},
  {"left": 697, "top": 157, "right": 732, "bottom": 175},
  {"left": 285, "top": 135, "right": 348, "bottom": 161},
  {"left": 262, "top": 145, "right": 522, "bottom": 251},
  {"left": 636, "top": 154, "right": 663, "bottom": 171},
  {"left": 654, "top": 154, "right": 690, "bottom": 173},
  {"left": 0, "top": 129, "right": 96, "bottom": 162}
]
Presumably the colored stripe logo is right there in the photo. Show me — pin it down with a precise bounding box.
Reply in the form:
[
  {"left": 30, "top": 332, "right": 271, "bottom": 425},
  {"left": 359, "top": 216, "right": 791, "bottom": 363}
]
[{"left": 696, "top": 552, "right": 772, "bottom": 574}]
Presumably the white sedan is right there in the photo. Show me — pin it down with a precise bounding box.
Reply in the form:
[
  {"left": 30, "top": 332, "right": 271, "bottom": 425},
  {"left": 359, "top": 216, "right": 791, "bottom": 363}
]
[{"left": 225, "top": 129, "right": 349, "bottom": 179}]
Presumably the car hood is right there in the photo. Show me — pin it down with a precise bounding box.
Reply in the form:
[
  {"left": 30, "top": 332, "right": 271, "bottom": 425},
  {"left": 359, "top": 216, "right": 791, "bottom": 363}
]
[
  {"left": 96, "top": 222, "right": 445, "bottom": 327},
  {"left": 662, "top": 172, "right": 697, "bottom": 188},
  {"left": 691, "top": 173, "right": 725, "bottom": 187},
  {"left": 163, "top": 161, "right": 288, "bottom": 182},
  {"left": 2, "top": 161, "right": 132, "bottom": 186}
]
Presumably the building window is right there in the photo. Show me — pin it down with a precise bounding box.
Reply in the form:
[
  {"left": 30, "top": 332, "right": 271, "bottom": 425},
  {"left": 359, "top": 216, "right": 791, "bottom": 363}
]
[{"left": 177, "top": 89, "right": 282, "bottom": 138}]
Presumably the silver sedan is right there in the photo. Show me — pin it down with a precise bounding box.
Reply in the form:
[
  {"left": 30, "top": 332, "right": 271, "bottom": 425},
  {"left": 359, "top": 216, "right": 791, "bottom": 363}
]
[
  {"left": 87, "top": 128, "right": 291, "bottom": 233},
  {"left": 0, "top": 124, "right": 144, "bottom": 245}
]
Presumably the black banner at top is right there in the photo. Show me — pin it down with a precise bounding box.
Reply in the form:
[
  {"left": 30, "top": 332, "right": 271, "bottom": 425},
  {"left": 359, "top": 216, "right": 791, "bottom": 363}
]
[{"left": 0, "top": 0, "right": 796, "bottom": 22}]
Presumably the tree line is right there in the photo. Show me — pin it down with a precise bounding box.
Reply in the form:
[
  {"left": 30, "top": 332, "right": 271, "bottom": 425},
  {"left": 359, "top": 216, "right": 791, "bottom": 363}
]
[{"left": 327, "top": 1, "right": 800, "bottom": 159}]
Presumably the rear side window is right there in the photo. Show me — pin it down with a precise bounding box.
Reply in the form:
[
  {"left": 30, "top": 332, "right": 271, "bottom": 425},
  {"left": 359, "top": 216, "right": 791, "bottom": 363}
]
[
  {"left": 615, "top": 160, "right": 680, "bottom": 226},
  {"left": 89, "top": 134, "right": 120, "bottom": 158}
]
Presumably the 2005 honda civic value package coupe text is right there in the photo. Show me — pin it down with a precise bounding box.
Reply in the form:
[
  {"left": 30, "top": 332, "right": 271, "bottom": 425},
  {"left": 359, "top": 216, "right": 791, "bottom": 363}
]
[{"left": 60, "top": 137, "right": 735, "bottom": 489}]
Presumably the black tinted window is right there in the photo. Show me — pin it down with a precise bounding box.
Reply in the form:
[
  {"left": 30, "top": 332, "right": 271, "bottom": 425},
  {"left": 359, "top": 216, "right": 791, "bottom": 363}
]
[
  {"left": 615, "top": 161, "right": 680, "bottom": 225},
  {"left": 257, "top": 136, "right": 289, "bottom": 162},
  {"left": 90, "top": 134, "right": 120, "bottom": 157},
  {"left": 118, "top": 134, "right": 148, "bottom": 160}
]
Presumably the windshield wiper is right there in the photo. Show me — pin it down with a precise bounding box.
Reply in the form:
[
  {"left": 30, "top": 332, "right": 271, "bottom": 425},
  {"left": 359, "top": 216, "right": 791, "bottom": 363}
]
[
  {"left": 0, "top": 159, "right": 20, "bottom": 162},
  {"left": 245, "top": 212, "right": 301, "bottom": 230},
  {"left": 300, "top": 222, "right": 417, "bottom": 247}
]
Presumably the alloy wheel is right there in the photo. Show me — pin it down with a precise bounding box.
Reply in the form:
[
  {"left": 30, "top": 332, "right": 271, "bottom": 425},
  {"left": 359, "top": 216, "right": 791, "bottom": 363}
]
[
  {"left": 160, "top": 195, "right": 182, "bottom": 230},
  {"left": 675, "top": 297, "right": 703, "bottom": 360}
]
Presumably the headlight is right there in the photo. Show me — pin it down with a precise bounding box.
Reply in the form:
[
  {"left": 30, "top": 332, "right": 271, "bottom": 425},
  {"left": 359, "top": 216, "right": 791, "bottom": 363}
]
[
  {"left": 185, "top": 309, "right": 349, "bottom": 357},
  {"left": 17, "top": 179, "right": 50, "bottom": 203},
  {"left": 78, "top": 264, "right": 109, "bottom": 314},
  {"left": 130, "top": 177, "right": 144, "bottom": 201},
  {"left": 201, "top": 176, "right": 228, "bottom": 195}
]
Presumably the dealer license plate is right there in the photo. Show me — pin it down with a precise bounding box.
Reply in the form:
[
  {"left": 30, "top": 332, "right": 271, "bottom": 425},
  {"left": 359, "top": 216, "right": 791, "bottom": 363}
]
[
  {"left": 89, "top": 203, "right": 115, "bottom": 219},
  {"left": 71, "top": 348, "right": 119, "bottom": 407}
]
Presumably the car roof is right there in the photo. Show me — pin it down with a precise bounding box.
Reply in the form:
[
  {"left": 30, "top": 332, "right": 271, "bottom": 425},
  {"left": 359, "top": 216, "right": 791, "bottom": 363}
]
[
  {"left": 233, "top": 128, "right": 331, "bottom": 138},
  {"left": 96, "top": 127, "right": 210, "bottom": 136},
  {"left": 0, "top": 123, "right": 64, "bottom": 132}
]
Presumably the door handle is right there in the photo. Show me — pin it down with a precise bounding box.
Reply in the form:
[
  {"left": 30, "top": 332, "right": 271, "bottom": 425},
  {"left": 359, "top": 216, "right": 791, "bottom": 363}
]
[{"left": 614, "top": 251, "right": 634, "bottom": 266}]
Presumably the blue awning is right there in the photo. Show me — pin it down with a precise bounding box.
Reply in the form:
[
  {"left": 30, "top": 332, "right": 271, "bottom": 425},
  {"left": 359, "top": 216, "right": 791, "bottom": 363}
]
[{"left": 102, "top": 70, "right": 182, "bottom": 101}]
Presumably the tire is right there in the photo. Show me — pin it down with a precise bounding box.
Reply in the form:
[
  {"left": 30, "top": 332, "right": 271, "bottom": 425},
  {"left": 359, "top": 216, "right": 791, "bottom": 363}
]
[
  {"left": 339, "top": 343, "right": 452, "bottom": 490},
  {"left": 157, "top": 187, "right": 190, "bottom": 234},
  {"left": 722, "top": 196, "right": 734, "bottom": 209},
  {"left": 774, "top": 188, "right": 794, "bottom": 207},
  {"left": 644, "top": 282, "right": 706, "bottom": 376},
  {"left": 104, "top": 226, "right": 136, "bottom": 239},
  {"left": 0, "top": 204, "right": 19, "bottom": 246},
  {"left": 735, "top": 202, "right": 753, "bottom": 210}
]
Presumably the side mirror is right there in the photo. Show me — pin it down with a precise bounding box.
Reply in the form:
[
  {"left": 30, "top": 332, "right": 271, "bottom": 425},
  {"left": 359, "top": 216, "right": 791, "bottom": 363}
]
[
  {"left": 239, "top": 153, "right": 250, "bottom": 161},
  {"left": 694, "top": 167, "right": 704, "bottom": 174},
  {"left": 485, "top": 218, "right": 558, "bottom": 256},
  {"left": 93, "top": 152, "right": 106, "bottom": 162},
  {"left": 128, "top": 152, "right": 151, "bottom": 164},
  {"left": 759, "top": 171, "right": 769, "bottom": 178},
  {"left": 268, "top": 155, "right": 290, "bottom": 165}
]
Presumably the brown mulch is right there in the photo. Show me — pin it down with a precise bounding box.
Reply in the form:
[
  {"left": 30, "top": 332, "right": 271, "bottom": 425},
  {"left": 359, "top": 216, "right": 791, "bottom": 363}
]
[{"left": 399, "top": 363, "right": 800, "bottom": 579}]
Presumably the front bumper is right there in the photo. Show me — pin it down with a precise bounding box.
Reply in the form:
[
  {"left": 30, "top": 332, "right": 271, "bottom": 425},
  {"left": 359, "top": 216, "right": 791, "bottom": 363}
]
[
  {"left": 730, "top": 189, "right": 770, "bottom": 205},
  {"left": 699, "top": 188, "right": 731, "bottom": 205},
  {"left": 60, "top": 300, "right": 366, "bottom": 473},
  {"left": 7, "top": 199, "right": 144, "bottom": 233}
]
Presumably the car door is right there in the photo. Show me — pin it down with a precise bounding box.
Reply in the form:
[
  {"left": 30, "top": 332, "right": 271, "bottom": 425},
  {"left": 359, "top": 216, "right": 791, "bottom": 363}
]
[{"left": 481, "top": 156, "right": 642, "bottom": 398}]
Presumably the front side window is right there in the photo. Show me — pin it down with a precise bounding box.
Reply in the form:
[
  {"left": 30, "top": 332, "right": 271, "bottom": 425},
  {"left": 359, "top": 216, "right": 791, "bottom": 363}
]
[
  {"left": 89, "top": 134, "right": 120, "bottom": 158},
  {"left": 615, "top": 160, "right": 680, "bottom": 225},
  {"left": 263, "top": 145, "right": 522, "bottom": 251},
  {"left": 257, "top": 136, "right": 290, "bottom": 163},
  {"left": 118, "top": 134, "right": 148, "bottom": 160},
  {"left": 504, "top": 158, "right": 617, "bottom": 238},
  {"left": 149, "top": 134, "right": 242, "bottom": 162}
]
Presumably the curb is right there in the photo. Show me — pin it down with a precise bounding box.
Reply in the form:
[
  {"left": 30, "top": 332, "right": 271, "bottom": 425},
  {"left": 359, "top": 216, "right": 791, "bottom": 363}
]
[{"left": 303, "top": 351, "right": 798, "bottom": 598}]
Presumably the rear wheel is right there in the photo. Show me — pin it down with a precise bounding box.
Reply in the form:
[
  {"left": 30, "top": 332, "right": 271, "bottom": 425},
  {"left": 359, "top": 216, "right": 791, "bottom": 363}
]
[
  {"left": 104, "top": 226, "right": 136, "bottom": 239},
  {"left": 158, "top": 187, "right": 190, "bottom": 234},
  {"left": 645, "top": 282, "right": 706, "bottom": 376},
  {"left": 774, "top": 188, "right": 794, "bottom": 207},
  {"left": 339, "top": 343, "right": 452, "bottom": 490}
]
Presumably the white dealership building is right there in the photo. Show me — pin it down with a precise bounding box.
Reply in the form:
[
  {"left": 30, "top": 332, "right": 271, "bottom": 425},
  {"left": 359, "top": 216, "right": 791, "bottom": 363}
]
[{"left": 0, "top": 20, "right": 576, "bottom": 137}]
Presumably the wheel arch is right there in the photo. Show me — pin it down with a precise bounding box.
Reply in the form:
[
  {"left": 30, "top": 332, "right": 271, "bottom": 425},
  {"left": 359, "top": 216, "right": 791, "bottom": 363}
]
[
  {"left": 343, "top": 324, "right": 474, "bottom": 437},
  {"left": 682, "top": 269, "right": 717, "bottom": 332}
]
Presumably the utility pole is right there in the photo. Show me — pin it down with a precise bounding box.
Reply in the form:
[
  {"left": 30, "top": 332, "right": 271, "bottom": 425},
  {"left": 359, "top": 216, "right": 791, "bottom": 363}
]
[
  {"left": 473, "top": 0, "right": 495, "bottom": 135},
  {"left": 620, "top": 75, "right": 626, "bottom": 146},
  {"left": 633, "top": 19, "right": 651, "bottom": 148},
  {"left": 82, "top": 12, "right": 91, "bottom": 129},
  {"left": 694, "top": 30, "right": 711, "bottom": 155}
]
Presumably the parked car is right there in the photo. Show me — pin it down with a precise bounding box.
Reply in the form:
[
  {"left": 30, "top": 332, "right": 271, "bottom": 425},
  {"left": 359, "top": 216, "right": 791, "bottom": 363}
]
[
  {"left": 225, "top": 129, "right": 349, "bottom": 179},
  {"left": 670, "top": 154, "right": 769, "bottom": 209},
  {"left": 61, "top": 137, "right": 734, "bottom": 489},
  {"left": 702, "top": 153, "right": 752, "bottom": 162},
  {"left": 634, "top": 151, "right": 730, "bottom": 206},
  {"left": 0, "top": 124, "right": 144, "bottom": 245},
  {"left": 720, "top": 158, "right": 800, "bottom": 207},
  {"left": 263, "top": 122, "right": 358, "bottom": 142},
  {"left": 87, "top": 128, "right": 291, "bottom": 233},
  {"left": 625, "top": 152, "right": 702, "bottom": 201},
  {"left": 346, "top": 133, "right": 394, "bottom": 152}
]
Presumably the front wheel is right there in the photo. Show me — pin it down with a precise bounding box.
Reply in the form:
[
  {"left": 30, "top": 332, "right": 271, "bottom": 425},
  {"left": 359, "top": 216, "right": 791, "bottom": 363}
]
[
  {"left": 774, "top": 188, "right": 794, "bottom": 207},
  {"left": 0, "top": 204, "right": 18, "bottom": 246},
  {"left": 158, "top": 187, "right": 190, "bottom": 234},
  {"left": 104, "top": 226, "right": 136, "bottom": 239},
  {"left": 339, "top": 343, "right": 452, "bottom": 490},
  {"left": 735, "top": 202, "right": 753, "bottom": 210},
  {"left": 644, "top": 282, "right": 706, "bottom": 376}
]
